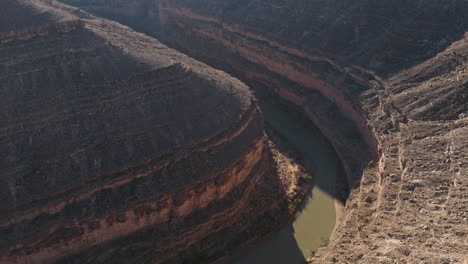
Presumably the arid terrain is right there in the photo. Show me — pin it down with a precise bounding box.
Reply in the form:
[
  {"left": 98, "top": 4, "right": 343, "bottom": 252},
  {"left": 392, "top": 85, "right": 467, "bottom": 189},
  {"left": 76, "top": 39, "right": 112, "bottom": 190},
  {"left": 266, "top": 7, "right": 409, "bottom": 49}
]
[
  {"left": 0, "top": 1, "right": 306, "bottom": 263},
  {"left": 1, "top": 0, "right": 467, "bottom": 263}
]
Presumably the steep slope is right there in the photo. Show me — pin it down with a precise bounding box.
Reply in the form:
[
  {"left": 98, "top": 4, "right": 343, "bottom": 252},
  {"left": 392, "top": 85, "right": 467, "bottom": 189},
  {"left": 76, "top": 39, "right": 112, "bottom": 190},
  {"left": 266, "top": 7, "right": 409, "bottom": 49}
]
[
  {"left": 58, "top": 0, "right": 468, "bottom": 263},
  {"left": 311, "top": 37, "right": 468, "bottom": 264},
  {"left": 0, "top": 1, "right": 287, "bottom": 263}
]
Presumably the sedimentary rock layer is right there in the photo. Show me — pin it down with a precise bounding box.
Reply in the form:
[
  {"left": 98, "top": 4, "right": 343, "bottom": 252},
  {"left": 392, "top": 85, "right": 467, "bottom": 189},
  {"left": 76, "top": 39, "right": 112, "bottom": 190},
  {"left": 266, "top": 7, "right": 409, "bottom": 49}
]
[
  {"left": 60, "top": 0, "right": 468, "bottom": 263},
  {"left": 0, "top": 1, "right": 283, "bottom": 263},
  {"left": 63, "top": 0, "right": 383, "bottom": 185}
]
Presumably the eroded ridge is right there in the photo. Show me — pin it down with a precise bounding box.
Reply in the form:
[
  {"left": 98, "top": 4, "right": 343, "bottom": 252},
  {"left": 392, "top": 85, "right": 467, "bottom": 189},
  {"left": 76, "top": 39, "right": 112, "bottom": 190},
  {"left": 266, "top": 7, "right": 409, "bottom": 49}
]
[{"left": 0, "top": 0, "right": 285, "bottom": 263}]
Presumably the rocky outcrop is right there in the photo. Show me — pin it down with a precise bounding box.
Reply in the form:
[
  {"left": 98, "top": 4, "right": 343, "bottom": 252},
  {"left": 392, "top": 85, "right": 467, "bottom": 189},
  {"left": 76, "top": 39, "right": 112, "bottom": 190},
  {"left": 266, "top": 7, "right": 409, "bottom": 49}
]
[
  {"left": 58, "top": 0, "right": 468, "bottom": 263},
  {"left": 0, "top": 1, "right": 289, "bottom": 263}
]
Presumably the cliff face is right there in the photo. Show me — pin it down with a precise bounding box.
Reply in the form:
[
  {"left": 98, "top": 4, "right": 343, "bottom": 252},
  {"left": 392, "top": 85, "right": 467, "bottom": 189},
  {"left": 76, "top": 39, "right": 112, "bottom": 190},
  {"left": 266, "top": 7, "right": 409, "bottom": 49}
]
[
  {"left": 0, "top": 1, "right": 288, "bottom": 263},
  {"left": 58, "top": 0, "right": 468, "bottom": 263}
]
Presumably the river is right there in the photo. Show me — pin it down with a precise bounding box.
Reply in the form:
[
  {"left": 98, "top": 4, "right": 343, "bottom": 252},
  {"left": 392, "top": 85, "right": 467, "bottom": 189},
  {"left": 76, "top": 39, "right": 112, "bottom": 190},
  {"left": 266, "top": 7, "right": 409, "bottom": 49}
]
[{"left": 230, "top": 101, "right": 344, "bottom": 263}]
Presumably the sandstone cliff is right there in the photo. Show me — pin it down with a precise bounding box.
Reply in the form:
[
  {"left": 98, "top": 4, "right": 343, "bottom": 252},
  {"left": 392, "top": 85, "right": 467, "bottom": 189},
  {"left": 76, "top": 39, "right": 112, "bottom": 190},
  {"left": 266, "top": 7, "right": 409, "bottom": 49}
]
[
  {"left": 59, "top": 0, "right": 468, "bottom": 263},
  {"left": 0, "top": 1, "right": 289, "bottom": 263}
]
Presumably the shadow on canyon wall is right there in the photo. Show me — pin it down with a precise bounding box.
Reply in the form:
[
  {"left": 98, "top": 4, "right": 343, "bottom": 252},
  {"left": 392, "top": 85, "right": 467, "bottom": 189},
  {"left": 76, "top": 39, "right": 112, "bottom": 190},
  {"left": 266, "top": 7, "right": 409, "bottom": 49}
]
[{"left": 63, "top": 0, "right": 468, "bottom": 78}]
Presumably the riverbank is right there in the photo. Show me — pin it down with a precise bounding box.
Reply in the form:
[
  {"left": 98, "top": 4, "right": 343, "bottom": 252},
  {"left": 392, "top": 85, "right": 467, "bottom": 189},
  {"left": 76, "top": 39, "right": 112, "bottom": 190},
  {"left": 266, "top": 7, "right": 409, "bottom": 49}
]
[
  {"left": 212, "top": 99, "right": 347, "bottom": 264},
  {"left": 212, "top": 126, "right": 316, "bottom": 264}
]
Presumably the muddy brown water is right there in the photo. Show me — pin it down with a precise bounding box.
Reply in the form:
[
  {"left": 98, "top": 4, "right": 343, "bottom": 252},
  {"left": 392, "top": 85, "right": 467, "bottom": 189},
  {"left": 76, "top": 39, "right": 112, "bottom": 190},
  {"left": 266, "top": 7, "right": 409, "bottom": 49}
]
[{"left": 230, "top": 101, "right": 343, "bottom": 263}]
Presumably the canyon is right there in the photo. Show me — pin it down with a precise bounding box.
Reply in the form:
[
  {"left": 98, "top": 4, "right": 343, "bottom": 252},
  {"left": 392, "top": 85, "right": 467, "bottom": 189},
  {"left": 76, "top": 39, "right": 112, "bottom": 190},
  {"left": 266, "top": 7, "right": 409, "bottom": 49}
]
[
  {"left": 2, "top": 0, "right": 467, "bottom": 263},
  {"left": 57, "top": 0, "right": 468, "bottom": 263}
]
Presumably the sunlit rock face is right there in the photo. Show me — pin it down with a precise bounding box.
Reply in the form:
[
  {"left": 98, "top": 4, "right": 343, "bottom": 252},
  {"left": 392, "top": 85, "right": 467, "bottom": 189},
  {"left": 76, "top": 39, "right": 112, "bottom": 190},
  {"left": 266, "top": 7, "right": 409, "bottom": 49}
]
[
  {"left": 58, "top": 0, "right": 467, "bottom": 263},
  {"left": 0, "top": 1, "right": 286, "bottom": 263}
]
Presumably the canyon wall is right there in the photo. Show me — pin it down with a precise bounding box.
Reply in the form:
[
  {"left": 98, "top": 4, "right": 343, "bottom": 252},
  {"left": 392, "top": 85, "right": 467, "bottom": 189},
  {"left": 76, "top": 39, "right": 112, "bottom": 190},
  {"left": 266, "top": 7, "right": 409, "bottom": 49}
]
[
  {"left": 62, "top": 0, "right": 390, "bottom": 185},
  {"left": 0, "top": 1, "right": 291, "bottom": 263},
  {"left": 58, "top": 0, "right": 468, "bottom": 263}
]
